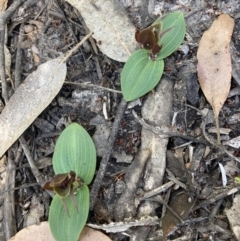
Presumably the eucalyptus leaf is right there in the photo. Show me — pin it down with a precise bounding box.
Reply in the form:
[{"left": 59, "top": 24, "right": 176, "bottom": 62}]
[
  {"left": 0, "top": 58, "right": 66, "bottom": 157},
  {"left": 156, "top": 12, "right": 186, "bottom": 59},
  {"left": 49, "top": 185, "right": 89, "bottom": 241},
  {"left": 53, "top": 123, "right": 96, "bottom": 185},
  {"left": 121, "top": 49, "right": 164, "bottom": 101}
]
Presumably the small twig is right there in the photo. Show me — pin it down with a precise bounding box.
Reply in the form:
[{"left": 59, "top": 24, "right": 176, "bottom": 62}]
[
  {"left": 215, "top": 114, "right": 221, "bottom": 144},
  {"left": 59, "top": 31, "right": 93, "bottom": 64},
  {"left": 64, "top": 81, "right": 122, "bottom": 94},
  {"left": 90, "top": 97, "right": 127, "bottom": 210},
  {"left": 132, "top": 110, "right": 208, "bottom": 145},
  {"left": 209, "top": 199, "right": 223, "bottom": 219},
  {"left": 18, "top": 137, "right": 54, "bottom": 198},
  {"left": 15, "top": 24, "right": 24, "bottom": 89},
  {"left": 186, "top": 104, "right": 240, "bottom": 164},
  {"left": 0, "top": 183, "right": 39, "bottom": 195},
  {"left": 49, "top": 31, "right": 93, "bottom": 83},
  {"left": 150, "top": 196, "right": 184, "bottom": 223},
  {"left": 161, "top": 188, "right": 171, "bottom": 218},
  {"left": 0, "top": 2, "right": 25, "bottom": 240},
  {"left": 193, "top": 185, "right": 240, "bottom": 211},
  {"left": 138, "top": 181, "right": 175, "bottom": 201},
  {"left": 18, "top": 137, "right": 44, "bottom": 185},
  {"left": 4, "top": 150, "right": 17, "bottom": 240},
  {"left": 0, "top": 0, "right": 25, "bottom": 103},
  {"left": 81, "top": 18, "right": 98, "bottom": 55},
  {"left": 54, "top": 0, "right": 85, "bottom": 58},
  {"left": 166, "top": 168, "right": 187, "bottom": 190}
]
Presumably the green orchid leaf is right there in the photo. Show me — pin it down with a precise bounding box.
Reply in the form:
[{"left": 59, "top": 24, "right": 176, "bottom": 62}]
[
  {"left": 156, "top": 12, "right": 186, "bottom": 59},
  {"left": 121, "top": 49, "right": 164, "bottom": 101},
  {"left": 49, "top": 184, "right": 89, "bottom": 241},
  {"left": 53, "top": 123, "right": 96, "bottom": 185}
]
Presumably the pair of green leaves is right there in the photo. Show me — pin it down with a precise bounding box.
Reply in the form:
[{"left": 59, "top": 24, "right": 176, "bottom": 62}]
[
  {"left": 121, "top": 12, "right": 186, "bottom": 101},
  {"left": 47, "top": 123, "right": 96, "bottom": 241}
]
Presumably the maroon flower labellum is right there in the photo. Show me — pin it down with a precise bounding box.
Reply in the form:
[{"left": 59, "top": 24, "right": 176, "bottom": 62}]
[
  {"left": 43, "top": 171, "right": 84, "bottom": 216},
  {"left": 135, "top": 23, "right": 162, "bottom": 60}
]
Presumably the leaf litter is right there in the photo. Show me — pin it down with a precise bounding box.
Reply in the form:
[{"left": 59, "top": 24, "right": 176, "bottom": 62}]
[{"left": 1, "top": 1, "right": 240, "bottom": 241}]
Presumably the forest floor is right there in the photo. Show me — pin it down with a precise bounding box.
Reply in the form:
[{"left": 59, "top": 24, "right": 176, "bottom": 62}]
[{"left": 1, "top": 0, "right": 240, "bottom": 241}]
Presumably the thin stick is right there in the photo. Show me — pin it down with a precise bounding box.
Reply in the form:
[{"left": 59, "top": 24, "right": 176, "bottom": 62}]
[
  {"left": 215, "top": 114, "right": 221, "bottom": 144},
  {"left": 193, "top": 185, "right": 240, "bottom": 211},
  {"left": 132, "top": 110, "right": 207, "bottom": 145},
  {"left": 186, "top": 104, "right": 240, "bottom": 163},
  {"left": 60, "top": 31, "right": 93, "bottom": 64},
  {"left": 64, "top": 81, "right": 122, "bottom": 94},
  {"left": 153, "top": 196, "right": 184, "bottom": 223},
  {"left": 0, "top": 0, "right": 25, "bottom": 103},
  {"left": 90, "top": 98, "right": 127, "bottom": 210},
  {"left": 18, "top": 137, "right": 44, "bottom": 185},
  {"left": 138, "top": 181, "right": 175, "bottom": 201},
  {"left": 0, "top": 183, "right": 39, "bottom": 195},
  {"left": 4, "top": 150, "right": 17, "bottom": 239},
  {"left": 15, "top": 24, "right": 24, "bottom": 89}
]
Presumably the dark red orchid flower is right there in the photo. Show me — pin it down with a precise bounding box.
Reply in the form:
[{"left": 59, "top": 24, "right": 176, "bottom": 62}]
[
  {"left": 135, "top": 22, "right": 175, "bottom": 60},
  {"left": 43, "top": 171, "right": 84, "bottom": 216},
  {"left": 135, "top": 23, "right": 162, "bottom": 60}
]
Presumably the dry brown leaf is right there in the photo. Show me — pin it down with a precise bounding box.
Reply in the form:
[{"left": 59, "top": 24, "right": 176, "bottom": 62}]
[
  {"left": 32, "top": 52, "right": 40, "bottom": 63},
  {"left": 0, "top": 58, "right": 67, "bottom": 157},
  {"left": 8, "top": 222, "right": 112, "bottom": 241},
  {"left": 65, "top": 0, "right": 138, "bottom": 62},
  {"left": 8, "top": 222, "right": 55, "bottom": 241},
  {"left": 197, "top": 14, "right": 234, "bottom": 143},
  {"left": 162, "top": 191, "right": 195, "bottom": 239},
  {"left": 0, "top": 0, "right": 7, "bottom": 13}
]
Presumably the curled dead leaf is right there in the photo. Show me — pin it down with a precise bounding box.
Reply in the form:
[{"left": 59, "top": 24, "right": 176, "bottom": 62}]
[{"left": 0, "top": 0, "right": 8, "bottom": 13}]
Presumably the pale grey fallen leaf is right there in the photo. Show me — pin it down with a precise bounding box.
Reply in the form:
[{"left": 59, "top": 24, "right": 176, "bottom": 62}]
[
  {"left": 87, "top": 216, "right": 159, "bottom": 233},
  {"left": 0, "top": 58, "right": 67, "bottom": 157},
  {"left": 223, "top": 136, "right": 240, "bottom": 149},
  {"left": 65, "top": 0, "right": 138, "bottom": 62}
]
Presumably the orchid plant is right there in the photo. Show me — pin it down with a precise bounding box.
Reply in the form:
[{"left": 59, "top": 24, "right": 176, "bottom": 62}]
[
  {"left": 121, "top": 12, "right": 186, "bottom": 101},
  {"left": 44, "top": 123, "right": 96, "bottom": 241}
]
